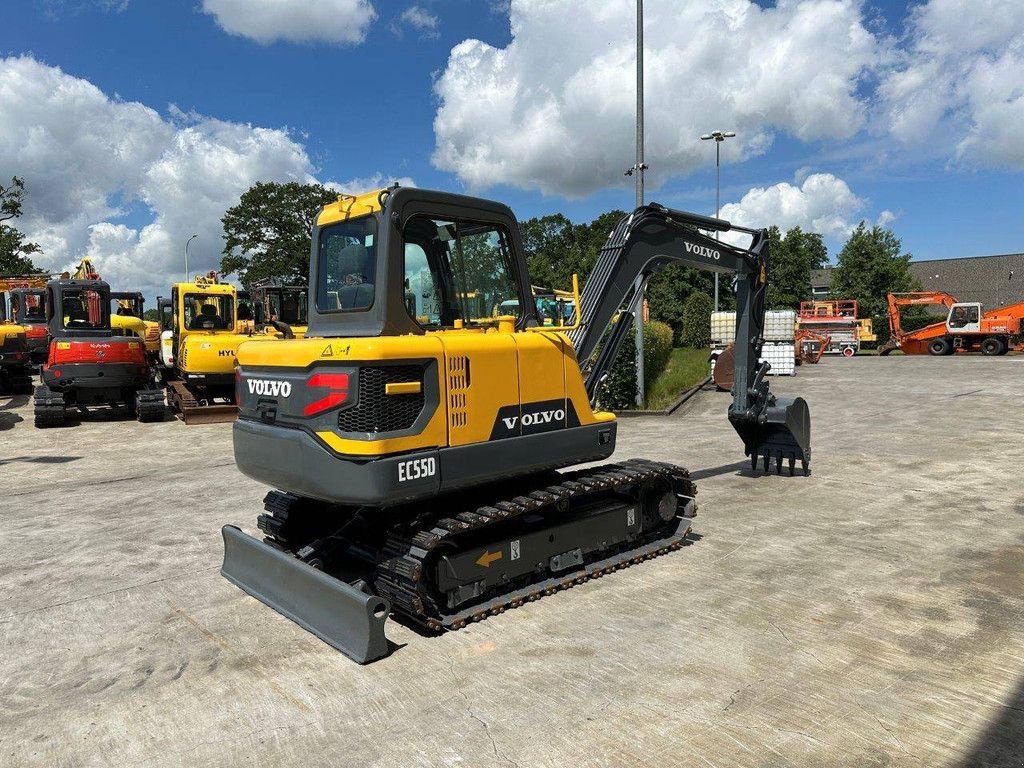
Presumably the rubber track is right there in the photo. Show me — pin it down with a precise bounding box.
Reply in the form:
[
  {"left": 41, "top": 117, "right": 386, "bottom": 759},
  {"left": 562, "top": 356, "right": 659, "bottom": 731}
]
[
  {"left": 136, "top": 388, "right": 166, "bottom": 422},
  {"left": 373, "top": 458, "right": 696, "bottom": 631},
  {"left": 33, "top": 385, "right": 66, "bottom": 428},
  {"left": 167, "top": 379, "right": 237, "bottom": 423}
]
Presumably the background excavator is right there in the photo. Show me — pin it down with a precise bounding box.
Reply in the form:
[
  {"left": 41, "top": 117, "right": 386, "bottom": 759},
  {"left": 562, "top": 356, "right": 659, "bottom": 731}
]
[
  {"left": 110, "top": 291, "right": 161, "bottom": 359},
  {"left": 0, "top": 323, "right": 32, "bottom": 394},
  {"left": 220, "top": 186, "right": 812, "bottom": 663},
  {"left": 33, "top": 277, "right": 164, "bottom": 427},
  {"left": 1, "top": 276, "right": 51, "bottom": 365},
  {"left": 248, "top": 278, "right": 309, "bottom": 338},
  {"left": 878, "top": 291, "right": 1024, "bottom": 356},
  {"left": 157, "top": 272, "right": 279, "bottom": 423}
]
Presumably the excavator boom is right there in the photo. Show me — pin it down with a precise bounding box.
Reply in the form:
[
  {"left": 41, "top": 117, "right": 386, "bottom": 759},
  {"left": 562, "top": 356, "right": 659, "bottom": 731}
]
[{"left": 569, "top": 203, "right": 810, "bottom": 471}]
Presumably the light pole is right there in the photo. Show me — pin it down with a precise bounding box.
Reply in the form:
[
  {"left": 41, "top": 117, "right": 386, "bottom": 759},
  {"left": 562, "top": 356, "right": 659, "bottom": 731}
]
[
  {"left": 185, "top": 234, "right": 198, "bottom": 282},
  {"left": 623, "top": 0, "right": 646, "bottom": 408},
  {"left": 700, "top": 130, "right": 735, "bottom": 311}
]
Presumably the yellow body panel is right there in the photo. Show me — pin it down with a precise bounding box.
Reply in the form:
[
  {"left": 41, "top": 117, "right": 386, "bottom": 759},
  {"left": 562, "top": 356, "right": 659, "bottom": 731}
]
[
  {"left": 180, "top": 332, "right": 278, "bottom": 375},
  {"left": 436, "top": 330, "right": 519, "bottom": 447},
  {"left": 241, "top": 334, "right": 450, "bottom": 457},
  {"left": 513, "top": 331, "right": 565, "bottom": 407},
  {"left": 0, "top": 324, "right": 26, "bottom": 342},
  {"left": 236, "top": 324, "right": 613, "bottom": 457},
  {"left": 111, "top": 315, "right": 148, "bottom": 346}
]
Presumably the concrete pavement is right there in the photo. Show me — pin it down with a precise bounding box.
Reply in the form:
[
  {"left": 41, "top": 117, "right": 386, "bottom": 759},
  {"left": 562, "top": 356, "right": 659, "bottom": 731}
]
[{"left": 1, "top": 355, "right": 1022, "bottom": 767}]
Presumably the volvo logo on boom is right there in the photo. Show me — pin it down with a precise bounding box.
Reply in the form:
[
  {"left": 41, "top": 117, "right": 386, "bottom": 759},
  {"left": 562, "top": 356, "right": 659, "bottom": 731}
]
[
  {"left": 247, "top": 378, "right": 292, "bottom": 398},
  {"left": 685, "top": 242, "right": 721, "bottom": 260}
]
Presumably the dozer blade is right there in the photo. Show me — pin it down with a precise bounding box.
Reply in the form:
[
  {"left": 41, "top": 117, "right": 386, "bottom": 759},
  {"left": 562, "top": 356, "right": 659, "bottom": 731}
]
[
  {"left": 220, "top": 525, "right": 391, "bottom": 664},
  {"left": 731, "top": 395, "right": 811, "bottom": 475},
  {"left": 182, "top": 404, "right": 238, "bottom": 425}
]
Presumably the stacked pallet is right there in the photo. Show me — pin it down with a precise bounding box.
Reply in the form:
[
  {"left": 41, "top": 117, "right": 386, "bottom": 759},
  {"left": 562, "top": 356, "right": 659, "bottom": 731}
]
[
  {"left": 762, "top": 310, "right": 796, "bottom": 376},
  {"left": 709, "top": 310, "right": 796, "bottom": 377}
]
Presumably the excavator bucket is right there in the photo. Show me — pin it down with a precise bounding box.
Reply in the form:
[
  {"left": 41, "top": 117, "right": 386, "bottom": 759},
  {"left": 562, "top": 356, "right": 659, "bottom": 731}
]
[
  {"left": 220, "top": 525, "right": 392, "bottom": 664},
  {"left": 730, "top": 395, "right": 811, "bottom": 475}
]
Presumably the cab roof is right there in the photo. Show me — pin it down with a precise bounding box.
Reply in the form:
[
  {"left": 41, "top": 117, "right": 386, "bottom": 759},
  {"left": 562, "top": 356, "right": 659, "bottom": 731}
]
[{"left": 317, "top": 188, "right": 388, "bottom": 227}]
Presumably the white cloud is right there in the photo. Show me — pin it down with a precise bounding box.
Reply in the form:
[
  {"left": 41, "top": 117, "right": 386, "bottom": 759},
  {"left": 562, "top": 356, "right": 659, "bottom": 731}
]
[
  {"left": 0, "top": 56, "right": 407, "bottom": 299},
  {"left": 719, "top": 173, "right": 866, "bottom": 242},
  {"left": 879, "top": 0, "right": 1024, "bottom": 168},
  {"left": 201, "top": 0, "right": 376, "bottom": 46},
  {"left": 432, "top": 0, "right": 879, "bottom": 197},
  {"left": 324, "top": 174, "right": 417, "bottom": 195},
  {"left": 397, "top": 6, "right": 440, "bottom": 38}
]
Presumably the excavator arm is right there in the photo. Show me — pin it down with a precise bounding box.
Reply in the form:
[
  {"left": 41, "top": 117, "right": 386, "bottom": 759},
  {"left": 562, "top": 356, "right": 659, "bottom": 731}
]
[
  {"left": 879, "top": 291, "right": 958, "bottom": 354},
  {"left": 568, "top": 203, "right": 811, "bottom": 473}
]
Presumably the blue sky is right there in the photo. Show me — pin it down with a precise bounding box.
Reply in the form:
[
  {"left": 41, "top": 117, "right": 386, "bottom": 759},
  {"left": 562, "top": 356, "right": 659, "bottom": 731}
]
[{"left": 2, "top": 0, "right": 1023, "bottom": 298}]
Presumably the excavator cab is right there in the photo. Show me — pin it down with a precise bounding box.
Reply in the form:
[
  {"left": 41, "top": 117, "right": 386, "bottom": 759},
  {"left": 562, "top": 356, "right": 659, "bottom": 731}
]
[
  {"left": 8, "top": 287, "right": 49, "bottom": 363},
  {"left": 947, "top": 303, "right": 981, "bottom": 332},
  {"left": 33, "top": 279, "right": 164, "bottom": 427},
  {"left": 248, "top": 279, "right": 309, "bottom": 337}
]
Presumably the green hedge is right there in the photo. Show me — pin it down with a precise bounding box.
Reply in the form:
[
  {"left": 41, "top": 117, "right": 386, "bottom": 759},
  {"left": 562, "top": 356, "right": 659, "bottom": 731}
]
[
  {"left": 597, "top": 319, "right": 675, "bottom": 410},
  {"left": 681, "top": 292, "right": 713, "bottom": 348}
]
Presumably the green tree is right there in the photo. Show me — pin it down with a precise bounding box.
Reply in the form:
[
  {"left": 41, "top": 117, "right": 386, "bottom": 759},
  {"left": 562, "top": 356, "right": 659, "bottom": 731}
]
[
  {"left": 647, "top": 265, "right": 714, "bottom": 343},
  {"left": 220, "top": 181, "right": 337, "bottom": 287},
  {"left": 0, "top": 177, "right": 43, "bottom": 274},
  {"left": 766, "top": 225, "right": 828, "bottom": 309},
  {"left": 681, "top": 291, "right": 713, "bottom": 347},
  {"left": 830, "top": 222, "right": 919, "bottom": 319}
]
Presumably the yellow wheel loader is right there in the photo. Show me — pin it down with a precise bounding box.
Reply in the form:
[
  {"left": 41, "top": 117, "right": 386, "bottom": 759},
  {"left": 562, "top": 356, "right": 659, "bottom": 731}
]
[
  {"left": 159, "top": 274, "right": 278, "bottom": 424},
  {"left": 221, "top": 187, "right": 811, "bottom": 662}
]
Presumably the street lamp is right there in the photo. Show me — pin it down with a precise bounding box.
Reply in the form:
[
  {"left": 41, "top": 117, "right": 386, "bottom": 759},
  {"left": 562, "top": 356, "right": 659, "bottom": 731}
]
[
  {"left": 700, "top": 130, "right": 736, "bottom": 311},
  {"left": 624, "top": 0, "right": 646, "bottom": 408},
  {"left": 185, "top": 234, "right": 198, "bottom": 282}
]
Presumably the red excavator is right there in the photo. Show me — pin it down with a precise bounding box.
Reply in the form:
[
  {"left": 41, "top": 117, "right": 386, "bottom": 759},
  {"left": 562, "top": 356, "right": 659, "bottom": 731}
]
[
  {"left": 33, "top": 278, "right": 165, "bottom": 427},
  {"left": 878, "top": 291, "right": 1024, "bottom": 356}
]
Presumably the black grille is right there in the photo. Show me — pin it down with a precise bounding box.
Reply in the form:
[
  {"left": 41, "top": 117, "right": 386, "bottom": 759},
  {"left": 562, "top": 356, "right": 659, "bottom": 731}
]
[{"left": 338, "top": 365, "right": 425, "bottom": 434}]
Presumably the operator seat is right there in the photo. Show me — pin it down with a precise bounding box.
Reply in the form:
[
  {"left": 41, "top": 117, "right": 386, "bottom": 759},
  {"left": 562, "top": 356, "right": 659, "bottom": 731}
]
[
  {"left": 191, "top": 304, "right": 225, "bottom": 330},
  {"left": 335, "top": 244, "right": 374, "bottom": 310}
]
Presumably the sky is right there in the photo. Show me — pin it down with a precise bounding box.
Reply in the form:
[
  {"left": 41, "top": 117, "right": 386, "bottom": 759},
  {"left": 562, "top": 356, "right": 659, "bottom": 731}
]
[{"left": 1, "top": 0, "right": 1023, "bottom": 301}]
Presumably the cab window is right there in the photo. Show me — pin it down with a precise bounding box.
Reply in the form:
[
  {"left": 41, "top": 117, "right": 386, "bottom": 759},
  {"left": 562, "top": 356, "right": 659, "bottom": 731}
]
[
  {"left": 111, "top": 298, "right": 141, "bottom": 318},
  {"left": 402, "top": 215, "right": 521, "bottom": 330},
  {"left": 317, "top": 217, "right": 378, "bottom": 312},
  {"left": 21, "top": 292, "right": 46, "bottom": 323},
  {"left": 184, "top": 294, "right": 233, "bottom": 331},
  {"left": 61, "top": 289, "right": 109, "bottom": 330}
]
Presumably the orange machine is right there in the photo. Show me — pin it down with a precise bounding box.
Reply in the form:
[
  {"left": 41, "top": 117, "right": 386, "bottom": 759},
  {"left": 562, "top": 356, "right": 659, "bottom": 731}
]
[
  {"left": 795, "top": 329, "right": 831, "bottom": 364},
  {"left": 878, "top": 291, "right": 1024, "bottom": 356},
  {"left": 797, "top": 300, "right": 872, "bottom": 357}
]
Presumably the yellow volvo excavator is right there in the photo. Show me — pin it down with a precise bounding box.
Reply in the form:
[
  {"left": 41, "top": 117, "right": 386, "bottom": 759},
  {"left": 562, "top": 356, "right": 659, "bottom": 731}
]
[{"left": 221, "top": 186, "right": 811, "bottom": 662}]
